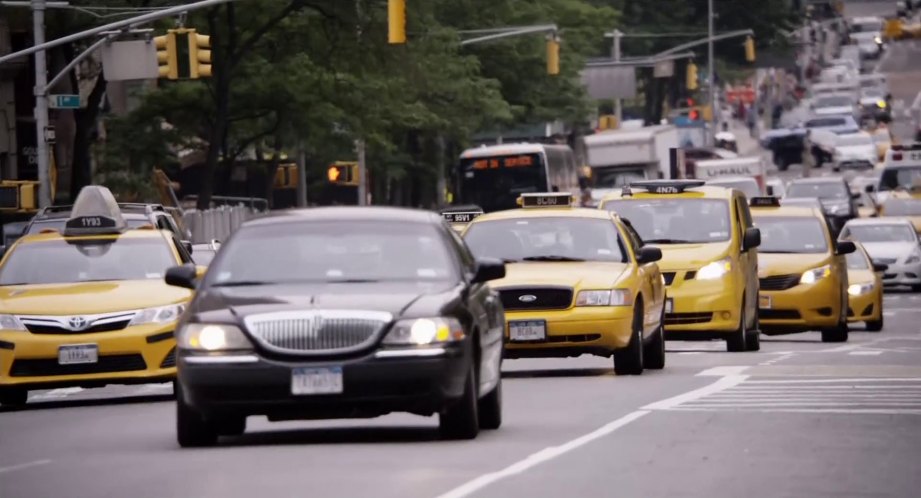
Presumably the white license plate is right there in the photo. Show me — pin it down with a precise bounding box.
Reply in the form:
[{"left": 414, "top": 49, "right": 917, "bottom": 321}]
[
  {"left": 665, "top": 298, "right": 674, "bottom": 314},
  {"left": 759, "top": 295, "right": 772, "bottom": 310},
  {"left": 58, "top": 344, "right": 98, "bottom": 365},
  {"left": 509, "top": 320, "right": 546, "bottom": 342},
  {"left": 291, "top": 367, "right": 343, "bottom": 396}
]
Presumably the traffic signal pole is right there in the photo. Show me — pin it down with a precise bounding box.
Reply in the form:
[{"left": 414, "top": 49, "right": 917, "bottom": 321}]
[{"left": 707, "top": 0, "right": 716, "bottom": 145}]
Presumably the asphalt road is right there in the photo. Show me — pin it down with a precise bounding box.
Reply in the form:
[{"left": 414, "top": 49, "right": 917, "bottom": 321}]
[{"left": 3, "top": 292, "right": 921, "bottom": 498}]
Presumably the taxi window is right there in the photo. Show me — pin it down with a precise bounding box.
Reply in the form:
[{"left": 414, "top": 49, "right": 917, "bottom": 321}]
[
  {"left": 464, "top": 217, "right": 625, "bottom": 263},
  {"left": 753, "top": 216, "right": 829, "bottom": 254},
  {"left": 843, "top": 224, "right": 917, "bottom": 243},
  {"left": 604, "top": 199, "right": 731, "bottom": 244},
  {"left": 0, "top": 238, "right": 176, "bottom": 286},
  {"left": 845, "top": 250, "right": 870, "bottom": 270},
  {"left": 208, "top": 221, "right": 458, "bottom": 285},
  {"left": 26, "top": 217, "right": 150, "bottom": 235}
]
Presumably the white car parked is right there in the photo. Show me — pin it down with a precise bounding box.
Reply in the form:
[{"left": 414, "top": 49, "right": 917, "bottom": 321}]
[
  {"left": 832, "top": 132, "right": 878, "bottom": 171},
  {"left": 840, "top": 218, "right": 921, "bottom": 291}
]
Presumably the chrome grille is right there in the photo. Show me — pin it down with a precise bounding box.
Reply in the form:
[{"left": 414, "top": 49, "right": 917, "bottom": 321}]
[
  {"left": 18, "top": 311, "right": 138, "bottom": 334},
  {"left": 243, "top": 310, "right": 392, "bottom": 354}
]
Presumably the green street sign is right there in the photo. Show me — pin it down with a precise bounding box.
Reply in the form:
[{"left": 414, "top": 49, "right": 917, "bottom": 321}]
[{"left": 50, "top": 94, "right": 81, "bottom": 109}]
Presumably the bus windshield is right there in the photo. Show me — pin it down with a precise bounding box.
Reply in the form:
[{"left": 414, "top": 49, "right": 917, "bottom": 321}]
[{"left": 459, "top": 153, "right": 546, "bottom": 212}]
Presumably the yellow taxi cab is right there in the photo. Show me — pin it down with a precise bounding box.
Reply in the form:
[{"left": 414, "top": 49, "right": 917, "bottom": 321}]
[
  {"left": 0, "top": 186, "right": 194, "bottom": 407},
  {"left": 879, "top": 193, "right": 921, "bottom": 233},
  {"left": 845, "top": 241, "right": 886, "bottom": 331},
  {"left": 598, "top": 180, "right": 762, "bottom": 352},
  {"left": 441, "top": 206, "right": 484, "bottom": 233},
  {"left": 749, "top": 196, "right": 855, "bottom": 342},
  {"left": 462, "top": 193, "right": 666, "bottom": 375}
]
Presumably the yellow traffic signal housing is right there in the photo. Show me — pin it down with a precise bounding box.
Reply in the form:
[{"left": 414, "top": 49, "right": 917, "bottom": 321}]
[
  {"left": 547, "top": 37, "right": 560, "bottom": 76},
  {"left": 686, "top": 62, "right": 698, "bottom": 90},
  {"left": 744, "top": 36, "right": 756, "bottom": 62},
  {"left": 189, "top": 32, "right": 212, "bottom": 78},
  {"left": 327, "top": 162, "right": 359, "bottom": 186},
  {"left": 154, "top": 33, "right": 178, "bottom": 80},
  {"left": 388, "top": 0, "right": 406, "bottom": 44},
  {"left": 0, "top": 181, "right": 39, "bottom": 212}
]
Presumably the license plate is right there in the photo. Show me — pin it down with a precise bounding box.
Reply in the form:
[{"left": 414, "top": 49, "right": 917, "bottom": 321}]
[
  {"left": 291, "top": 367, "right": 343, "bottom": 396},
  {"left": 58, "top": 344, "right": 98, "bottom": 365},
  {"left": 509, "top": 320, "right": 546, "bottom": 342},
  {"left": 665, "top": 298, "right": 674, "bottom": 314},
  {"left": 759, "top": 295, "right": 772, "bottom": 309}
]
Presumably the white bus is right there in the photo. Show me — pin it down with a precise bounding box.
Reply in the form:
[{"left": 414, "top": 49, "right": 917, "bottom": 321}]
[{"left": 457, "top": 143, "right": 583, "bottom": 212}]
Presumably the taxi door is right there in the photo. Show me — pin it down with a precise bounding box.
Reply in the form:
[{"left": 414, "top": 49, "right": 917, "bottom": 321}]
[
  {"left": 621, "top": 221, "right": 665, "bottom": 335},
  {"left": 734, "top": 193, "right": 759, "bottom": 328}
]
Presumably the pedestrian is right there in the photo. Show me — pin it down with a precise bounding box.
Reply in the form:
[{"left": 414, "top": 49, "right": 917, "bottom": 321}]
[
  {"left": 772, "top": 103, "right": 783, "bottom": 129},
  {"left": 746, "top": 105, "right": 756, "bottom": 137}
]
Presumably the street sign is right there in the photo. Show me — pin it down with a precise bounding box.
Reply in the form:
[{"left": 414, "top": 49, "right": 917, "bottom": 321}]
[
  {"left": 654, "top": 60, "right": 674, "bottom": 78},
  {"left": 44, "top": 126, "right": 56, "bottom": 145},
  {"left": 49, "top": 94, "right": 81, "bottom": 109},
  {"left": 579, "top": 66, "right": 637, "bottom": 100}
]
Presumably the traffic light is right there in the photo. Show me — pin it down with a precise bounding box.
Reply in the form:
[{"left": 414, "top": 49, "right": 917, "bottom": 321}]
[
  {"left": 388, "top": 0, "right": 406, "bottom": 44},
  {"left": 327, "top": 162, "right": 359, "bottom": 186},
  {"left": 0, "top": 181, "right": 39, "bottom": 212},
  {"left": 154, "top": 32, "right": 178, "bottom": 80},
  {"left": 686, "top": 62, "right": 698, "bottom": 90},
  {"left": 744, "top": 36, "right": 756, "bottom": 62},
  {"left": 274, "top": 164, "right": 299, "bottom": 189},
  {"left": 547, "top": 36, "right": 560, "bottom": 76},
  {"left": 189, "top": 31, "right": 212, "bottom": 78}
]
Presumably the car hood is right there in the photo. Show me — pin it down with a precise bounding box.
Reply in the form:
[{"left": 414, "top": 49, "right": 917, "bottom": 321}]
[
  {"left": 193, "top": 281, "right": 461, "bottom": 320},
  {"left": 0, "top": 280, "right": 192, "bottom": 315},
  {"left": 655, "top": 242, "right": 732, "bottom": 271},
  {"left": 835, "top": 145, "right": 876, "bottom": 160},
  {"left": 758, "top": 253, "right": 831, "bottom": 276},
  {"left": 859, "top": 241, "right": 918, "bottom": 260},
  {"left": 814, "top": 107, "right": 854, "bottom": 116},
  {"left": 847, "top": 268, "right": 876, "bottom": 285},
  {"left": 490, "top": 262, "right": 628, "bottom": 290}
]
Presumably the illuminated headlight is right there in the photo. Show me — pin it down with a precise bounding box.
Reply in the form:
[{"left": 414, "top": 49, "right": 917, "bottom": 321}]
[
  {"left": 697, "top": 258, "right": 732, "bottom": 280},
  {"left": 874, "top": 36, "right": 882, "bottom": 44},
  {"left": 0, "top": 314, "right": 25, "bottom": 331},
  {"left": 876, "top": 100, "right": 887, "bottom": 109},
  {"left": 575, "top": 289, "right": 633, "bottom": 307},
  {"left": 800, "top": 265, "right": 831, "bottom": 285},
  {"left": 178, "top": 323, "right": 253, "bottom": 351},
  {"left": 129, "top": 304, "right": 186, "bottom": 326},
  {"left": 383, "top": 317, "right": 465, "bottom": 346},
  {"left": 905, "top": 249, "right": 921, "bottom": 264},
  {"left": 848, "top": 283, "right": 874, "bottom": 296}
]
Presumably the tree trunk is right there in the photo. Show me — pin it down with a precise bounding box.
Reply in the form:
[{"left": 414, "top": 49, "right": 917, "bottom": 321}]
[
  {"left": 70, "top": 75, "right": 106, "bottom": 201},
  {"left": 263, "top": 135, "right": 283, "bottom": 208},
  {"left": 198, "top": 5, "right": 234, "bottom": 211}
]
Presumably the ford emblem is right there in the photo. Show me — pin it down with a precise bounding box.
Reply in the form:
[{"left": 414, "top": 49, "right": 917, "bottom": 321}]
[{"left": 518, "top": 294, "right": 538, "bottom": 303}]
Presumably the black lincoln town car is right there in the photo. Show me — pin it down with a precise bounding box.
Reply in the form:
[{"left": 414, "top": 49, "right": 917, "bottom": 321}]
[{"left": 165, "top": 207, "right": 506, "bottom": 446}]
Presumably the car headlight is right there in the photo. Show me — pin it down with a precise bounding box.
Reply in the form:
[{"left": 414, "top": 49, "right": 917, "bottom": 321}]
[
  {"left": 877, "top": 100, "right": 887, "bottom": 109},
  {"left": 905, "top": 249, "right": 921, "bottom": 264},
  {"left": 575, "top": 289, "right": 633, "bottom": 307},
  {"left": 874, "top": 36, "right": 882, "bottom": 44},
  {"left": 848, "top": 283, "right": 874, "bottom": 296},
  {"left": 697, "top": 258, "right": 732, "bottom": 280},
  {"left": 177, "top": 323, "right": 253, "bottom": 351},
  {"left": 800, "top": 265, "right": 831, "bottom": 285},
  {"left": 382, "top": 317, "right": 465, "bottom": 346},
  {"left": 0, "top": 314, "right": 25, "bottom": 331},
  {"left": 129, "top": 304, "right": 186, "bottom": 326}
]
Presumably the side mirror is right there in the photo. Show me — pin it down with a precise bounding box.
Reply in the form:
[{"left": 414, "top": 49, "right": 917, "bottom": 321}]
[
  {"left": 742, "top": 227, "right": 762, "bottom": 251},
  {"left": 636, "top": 246, "right": 663, "bottom": 264},
  {"left": 872, "top": 262, "right": 889, "bottom": 273},
  {"left": 472, "top": 258, "right": 506, "bottom": 284},
  {"left": 836, "top": 240, "right": 857, "bottom": 255},
  {"left": 182, "top": 240, "right": 194, "bottom": 254},
  {"left": 165, "top": 264, "right": 199, "bottom": 290}
]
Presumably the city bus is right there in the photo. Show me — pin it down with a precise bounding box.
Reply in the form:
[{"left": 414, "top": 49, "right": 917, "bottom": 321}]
[{"left": 457, "top": 143, "right": 584, "bottom": 212}]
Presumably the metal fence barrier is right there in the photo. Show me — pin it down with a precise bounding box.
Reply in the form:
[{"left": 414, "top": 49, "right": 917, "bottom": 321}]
[{"left": 183, "top": 205, "right": 262, "bottom": 244}]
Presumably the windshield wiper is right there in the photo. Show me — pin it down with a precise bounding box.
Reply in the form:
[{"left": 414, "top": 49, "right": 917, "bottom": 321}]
[
  {"left": 761, "top": 250, "right": 802, "bottom": 254},
  {"left": 211, "top": 280, "right": 272, "bottom": 287},
  {"left": 643, "top": 238, "right": 694, "bottom": 244},
  {"left": 326, "top": 278, "right": 380, "bottom": 283},
  {"left": 522, "top": 255, "right": 586, "bottom": 262}
]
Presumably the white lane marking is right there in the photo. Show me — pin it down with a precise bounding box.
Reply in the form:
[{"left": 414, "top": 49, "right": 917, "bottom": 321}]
[
  {"left": 759, "top": 352, "right": 795, "bottom": 366},
  {"left": 679, "top": 402, "right": 921, "bottom": 407},
  {"left": 670, "top": 408, "right": 921, "bottom": 415},
  {"left": 435, "top": 410, "right": 650, "bottom": 498},
  {"left": 0, "top": 459, "right": 52, "bottom": 474},
  {"left": 697, "top": 366, "right": 749, "bottom": 377},
  {"left": 643, "top": 374, "right": 749, "bottom": 410},
  {"left": 819, "top": 337, "right": 892, "bottom": 353},
  {"left": 745, "top": 378, "right": 921, "bottom": 384},
  {"left": 849, "top": 350, "right": 883, "bottom": 356},
  {"left": 29, "top": 387, "right": 83, "bottom": 400}
]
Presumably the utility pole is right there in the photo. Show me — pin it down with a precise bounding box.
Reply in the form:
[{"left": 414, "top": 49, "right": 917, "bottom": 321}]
[
  {"left": 611, "top": 29, "right": 623, "bottom": 125},
  {"left": 295, "top": 142, "right": 307, "bottom": 207},
  {"left": 707, "top": 0, "right": 716, "bottom": 145},
  {"left": 356, "top": 139, "right": 367, "bottom": 206},
  {"left": 32, "top": 0, "right": 54, "bottom": 207}
]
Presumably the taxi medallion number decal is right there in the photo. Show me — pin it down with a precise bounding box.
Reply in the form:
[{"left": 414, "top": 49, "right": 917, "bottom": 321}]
[
  {"left": 759, "top": 295, "right": 772, "bottom": 310},
  {"left": 58, "top": 344, "right": 98, "bottom": 365},
  {"left": 292, "top": 367, "right": 344, "bottom": 395},
  {"left": 509, "top": 320, "right": 547, "bottom": 342}
]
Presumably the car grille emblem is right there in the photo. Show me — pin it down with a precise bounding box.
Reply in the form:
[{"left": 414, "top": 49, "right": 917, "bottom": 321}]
[
  {"left": 68, "top": 316, "right": 89, "bottom": 331},
  {"left": 518, "top": 294, "right": 538, "bottom": 303}
]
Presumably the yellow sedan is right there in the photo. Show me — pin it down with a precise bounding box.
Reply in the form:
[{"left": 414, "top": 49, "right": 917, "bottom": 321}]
[{"left": 845, "top": 242, "right": 885, "bottom": 331}]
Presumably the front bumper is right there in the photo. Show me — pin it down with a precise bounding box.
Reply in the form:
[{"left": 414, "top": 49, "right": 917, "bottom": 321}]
[
  {"left": 178, "top": 346, "right": 470, "bottom": 419},
  {"left": 759, "top": 278, "right": 842, "bottom": 333},
  {"left": 502, "top": 307, "right": 633, "bottom": 358},
  {"left": 663, "top": 272, "right": 742, "bottom": 336},
  {"left": 881, "top": 262, "right": 921, "bottom": 286},
  {"left": 0, "top": 323, "right": 177, "bottom": 389},
  {"left": 847, "top": 288, "right": 882, "bottom": 323}
]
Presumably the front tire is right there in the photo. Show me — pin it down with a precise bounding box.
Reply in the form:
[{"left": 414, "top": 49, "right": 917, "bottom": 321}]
[
  {"left": 865, "top": 312, "right": 884, "bottom": 332},
  {"left": 0, "top": 388, "right": 27, "bottom": 407},
  {"left": 478, "top": 377, "right": 502, "bottom": 430},
  {"left": 745, "top": 314, "right": 762, "bottom": 352},
  {"left": 176, "top": 384, "right": 218, "bottom": 448},
  {"left": 726, "top": 302, "right": 748, "bottom": 352},
  {"left": 643, "top": 306, "right": 666, "bottom": 370},
  {"left": 614, "top": 307, "right": 644, "bottom": 375},
  {"left": 439, "top": 367, "right": 479, "bottom": 440},
  {"left": 822, "top": 316, "right": 849, "bottom": 343}
]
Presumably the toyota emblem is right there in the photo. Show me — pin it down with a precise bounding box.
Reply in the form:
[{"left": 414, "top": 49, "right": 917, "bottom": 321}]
[
  {"left": 68, "top": 316, "right": 89, "bottom": 331},
  {"left": 518, "top": 294, "right": 538, "bottom": 303}
]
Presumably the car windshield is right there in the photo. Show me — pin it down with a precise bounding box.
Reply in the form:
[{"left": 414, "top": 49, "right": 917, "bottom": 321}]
[
  {"left": 603, "top": 198, "right": 732, "bottom": 244},
  {"left": 463, "top": 217, "right": 625, "bottom": 263},
  {"left": 862, "top": 88, "right": 884, "bottom": 99},
  {"left": 0, "top": 237, "right": 176, "bottom": 286},
  {"left": 754, "top": 216, "right": 829, "bottom": 254},
  {"left": 882, "top": 200, "right": 921, "bottom": 216},
  {"left": 207, "top": 221, "right": 457, "bottom": 285},
  {"left": 707, "top": 179, "right": 760, "bottom": 199},
  {"left": 837, "top": 134, "right": 873, "bottom": 147},
  {"left": 843, "top": 224, "right": 917, "bottom": 243},
  {"left": 787, "top": 182, "right": 848, "bottom": 199},
  {"left": 816, "top": 96, "right": 852, "bottom": 107},
  {"left": 25, "top": 217, "right": 151, "bottom": 235},
  {"left": 845, "top": 249, "right": 870, "bottom": 270},
  {"left": 879, "top": 166, "right": 921, "bottom": 193},
  {"left": 806, "top": 117, "right": 847, "bottom": 128}
]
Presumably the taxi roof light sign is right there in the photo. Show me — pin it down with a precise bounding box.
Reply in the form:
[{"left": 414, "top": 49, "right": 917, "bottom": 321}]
[
  {"left": 63, "top": 186, "right": 128, "bottom": 236},
  {"left": 518, "top": 192, "right": 573, "bottom": 208},
  {"left": 629, "top": 180, "right": 706, "bottom": 194},
  {"left": 442, "top": 211, "right": 483, "bottom": 224},
  {"left": 750, "top": 196, "right": 781, "bottom": 207}
]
